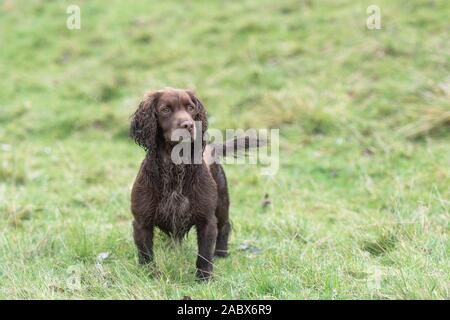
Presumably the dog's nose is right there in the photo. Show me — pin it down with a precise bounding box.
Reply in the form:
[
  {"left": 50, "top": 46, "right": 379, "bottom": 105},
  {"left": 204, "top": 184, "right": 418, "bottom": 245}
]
[{"left": 180, "top": 120, "right": 194, "bottom": 132}]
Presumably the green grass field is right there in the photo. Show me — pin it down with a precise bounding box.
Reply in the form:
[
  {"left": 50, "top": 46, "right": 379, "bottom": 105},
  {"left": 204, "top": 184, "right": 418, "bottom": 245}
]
[{"left": 0, "top": 0, "right": 449, "bottom": 299}]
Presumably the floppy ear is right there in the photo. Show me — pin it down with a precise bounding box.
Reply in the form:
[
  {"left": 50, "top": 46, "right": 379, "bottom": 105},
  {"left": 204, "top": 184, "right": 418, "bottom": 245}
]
[
  {"left": 130, "top": 91, "right": 160, "bottom": 153},
  {"left": 187, "top": 90, "right": 208, "bottom": 150}
]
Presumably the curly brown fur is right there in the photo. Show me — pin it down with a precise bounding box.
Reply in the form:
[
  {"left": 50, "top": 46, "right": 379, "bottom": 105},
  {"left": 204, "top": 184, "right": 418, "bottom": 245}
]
[{"left": 130, "top": 88, "right": 229, "bottom": 281}]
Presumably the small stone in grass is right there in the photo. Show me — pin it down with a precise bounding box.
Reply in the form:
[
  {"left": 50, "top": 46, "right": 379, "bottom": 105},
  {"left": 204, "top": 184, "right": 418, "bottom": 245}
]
[
  {"left": 96, "top": 252, "right": 110, "bottom": 263},
  {"left": 238, "top": 241, "right": 262, "bottom": 255},
  {"left": 261, "top": 193, "right": 271, "bottom": 209}
]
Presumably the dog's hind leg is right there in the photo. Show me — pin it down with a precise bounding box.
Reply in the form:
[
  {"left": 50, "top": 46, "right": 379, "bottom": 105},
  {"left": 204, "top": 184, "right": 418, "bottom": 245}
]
[
  {"left": 215, "top": 219, "right": 231, "bottom": 258},
  {"left": 214, "top": 189, "right": 230, "bottom": 258},
  {"left": 213, "top": 165, "right": 231, "bottom": 258}
]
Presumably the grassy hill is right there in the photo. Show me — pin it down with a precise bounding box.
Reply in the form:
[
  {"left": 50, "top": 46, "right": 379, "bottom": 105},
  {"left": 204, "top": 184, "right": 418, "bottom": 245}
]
[{"left": 0, "top": 0, "right": 448, "bottom": 299}]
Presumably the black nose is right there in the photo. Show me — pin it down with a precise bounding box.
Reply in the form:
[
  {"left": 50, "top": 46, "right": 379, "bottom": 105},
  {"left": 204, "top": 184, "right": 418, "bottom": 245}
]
[{"left": 180, "top": 120, "right": 194, "bottom": 132}]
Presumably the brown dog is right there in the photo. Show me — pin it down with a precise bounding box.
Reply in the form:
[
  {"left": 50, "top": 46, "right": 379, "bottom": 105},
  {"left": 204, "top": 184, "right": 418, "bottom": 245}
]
[{"left": 130, "top": 88, "right": 231, "bottom": 280}]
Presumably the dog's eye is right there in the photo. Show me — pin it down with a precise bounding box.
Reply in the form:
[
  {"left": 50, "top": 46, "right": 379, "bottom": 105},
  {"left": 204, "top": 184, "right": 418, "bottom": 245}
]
[
  {"left": 160, "top": 106, "right": 171, "bottom": 115},
  {"left": 187, "top": 105, "right": 196, "bottom": 113}
]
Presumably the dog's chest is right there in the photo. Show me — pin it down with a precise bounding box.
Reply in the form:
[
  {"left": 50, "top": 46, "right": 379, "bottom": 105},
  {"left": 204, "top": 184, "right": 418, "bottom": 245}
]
[{"left": 155, "top": 165, "right": 194, "bottom": 238}]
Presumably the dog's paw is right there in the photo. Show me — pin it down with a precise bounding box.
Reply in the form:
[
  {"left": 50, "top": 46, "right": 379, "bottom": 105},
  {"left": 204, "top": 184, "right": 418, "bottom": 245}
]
[
  {"left": 195, "top": 269, "right": 212, "bottom": 281},
  {"left": 214, "top": 250, "right": 229, "bottom": 258},
  {"left": 138, "top": 254, "right": 154, "bottom": 266},
  {"left": 151, "top": 269, "right": 163, "bottom": 279}
]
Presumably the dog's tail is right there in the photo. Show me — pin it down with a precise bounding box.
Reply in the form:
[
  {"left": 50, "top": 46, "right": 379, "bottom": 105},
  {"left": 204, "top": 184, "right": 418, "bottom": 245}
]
[{"left": 208, "top": 135, "right": 267, "bottom": 161}]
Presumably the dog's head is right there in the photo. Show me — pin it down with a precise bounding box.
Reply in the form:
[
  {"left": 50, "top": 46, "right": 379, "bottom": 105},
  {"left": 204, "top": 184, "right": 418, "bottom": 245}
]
[{"left": 130, "top": 88, "right": 208, "bottom": 153}]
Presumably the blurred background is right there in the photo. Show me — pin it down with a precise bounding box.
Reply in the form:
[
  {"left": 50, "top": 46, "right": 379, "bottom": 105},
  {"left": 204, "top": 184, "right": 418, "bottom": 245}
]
[{"left": 0, "top": 0, "right": 449, "bottom": 299}]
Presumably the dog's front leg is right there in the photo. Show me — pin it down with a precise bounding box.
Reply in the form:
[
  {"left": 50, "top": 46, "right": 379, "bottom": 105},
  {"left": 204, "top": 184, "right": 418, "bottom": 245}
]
[
  {"left": 133, "top": 220, "right": 154, "bottom": 265},
  {"left": 195, "top": 217, "right": 218, "bottom": 281}
]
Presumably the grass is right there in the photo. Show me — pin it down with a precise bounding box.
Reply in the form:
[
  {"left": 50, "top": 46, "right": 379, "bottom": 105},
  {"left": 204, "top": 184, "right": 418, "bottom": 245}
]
[{"left": 0, "top": 0, "right": 449, "bottom": 299}]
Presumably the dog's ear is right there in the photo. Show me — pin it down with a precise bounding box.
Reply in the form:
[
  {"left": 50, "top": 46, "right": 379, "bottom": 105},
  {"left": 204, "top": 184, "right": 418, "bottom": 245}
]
[
  {"left": 130, "top": 91, "right": 161, "bottom": 152},
  {"left": 186, "top": 90, "right": 208, "bottom": 149}
]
